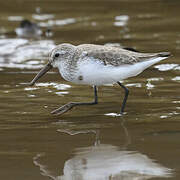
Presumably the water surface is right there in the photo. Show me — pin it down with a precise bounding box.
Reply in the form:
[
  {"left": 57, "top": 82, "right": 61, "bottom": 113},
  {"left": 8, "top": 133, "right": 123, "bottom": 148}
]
[{"left": 0, "top": 0, "right": 179, "bottom": 179}]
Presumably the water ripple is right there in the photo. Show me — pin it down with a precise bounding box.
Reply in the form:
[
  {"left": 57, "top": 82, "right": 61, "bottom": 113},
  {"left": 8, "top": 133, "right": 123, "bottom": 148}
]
[
  {"left": 32, "top": 14, "right": 55, "bottom": 21},
  {"left": 154, "top": 64, "right": 179, "bottom": 71},
  {"left": 39, "top": 18, "right": 76, "bottom": 27},
  {"left": 0, "top": 39, "right": 55, "bottom": 69},
  {"left": 35, "top": 82, "right": 71, "bottom": 90},
  {"left": 114, "top": 15, "right": 129, "bottom": 27}
]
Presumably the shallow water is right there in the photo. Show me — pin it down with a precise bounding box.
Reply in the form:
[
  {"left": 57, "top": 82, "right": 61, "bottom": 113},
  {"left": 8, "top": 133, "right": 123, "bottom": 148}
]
[{"left": 0, "top": 0, "right": 180, "bottom": 179}]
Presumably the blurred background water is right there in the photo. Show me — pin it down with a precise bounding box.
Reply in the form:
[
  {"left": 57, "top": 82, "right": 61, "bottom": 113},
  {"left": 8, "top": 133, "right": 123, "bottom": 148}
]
[{"left": 0, "top": 0, "right": 179, "bottom": 179}]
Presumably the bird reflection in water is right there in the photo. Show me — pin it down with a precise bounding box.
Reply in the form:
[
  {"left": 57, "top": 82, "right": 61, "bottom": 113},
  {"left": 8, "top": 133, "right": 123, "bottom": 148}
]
[
  {"left": 61, "top": 145, "right": 172, "bottom": 180},
  {"left": 60, "top": 135, "right": 171, "bottom": 179},
  {"left": 33, "top": 121, "right": 172, "bottom": 180}
]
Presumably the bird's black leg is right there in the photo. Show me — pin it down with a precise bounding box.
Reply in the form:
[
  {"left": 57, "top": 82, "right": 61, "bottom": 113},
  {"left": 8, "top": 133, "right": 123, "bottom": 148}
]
[
  {"left": 117, "top": 81, "right": 129, "bottom": 114},
  {"left": 51, "top": 86, "right": 98, "bottom": 115}
]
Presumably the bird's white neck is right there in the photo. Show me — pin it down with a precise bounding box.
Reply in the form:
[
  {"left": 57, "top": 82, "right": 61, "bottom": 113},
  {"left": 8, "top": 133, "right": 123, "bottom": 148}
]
[{"left": 57, "top": 60, "right": 77, "bottom": 82}]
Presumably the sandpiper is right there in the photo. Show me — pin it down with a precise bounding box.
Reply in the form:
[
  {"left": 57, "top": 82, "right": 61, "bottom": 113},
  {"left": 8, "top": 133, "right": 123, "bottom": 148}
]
[
  {"left": 15, "top": 19, "right": 42, "bottom": 38},
  {"left": 29, "top": 43, "right": 171, "bottom": 115}
]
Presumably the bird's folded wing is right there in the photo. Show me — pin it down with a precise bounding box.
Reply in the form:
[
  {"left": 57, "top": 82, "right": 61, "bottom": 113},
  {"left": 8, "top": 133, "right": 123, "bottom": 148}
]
[{"left": 76, "top": 44, "right": 170, "bottom": 66}]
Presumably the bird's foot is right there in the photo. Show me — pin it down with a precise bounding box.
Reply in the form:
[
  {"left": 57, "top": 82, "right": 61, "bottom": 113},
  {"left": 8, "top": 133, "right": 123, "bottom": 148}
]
[
  {"left": 120, "top": 111, "right": 124, "bottom": 115},
  {"left": 51, "top": 102, "right": 76, "bottom": 115},
  {"left": 120, "top": 111, "right": 127, "bottom": 115}
]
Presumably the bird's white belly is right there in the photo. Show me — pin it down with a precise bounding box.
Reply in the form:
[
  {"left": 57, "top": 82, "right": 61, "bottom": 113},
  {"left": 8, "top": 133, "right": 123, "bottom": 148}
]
[{"left": 72, "top": 57, "right": 167, "bottom": 86}]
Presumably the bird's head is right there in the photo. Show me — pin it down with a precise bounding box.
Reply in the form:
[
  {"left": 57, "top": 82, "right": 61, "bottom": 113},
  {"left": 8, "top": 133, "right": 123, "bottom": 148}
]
[
  {"left": 29, "top": 43, "right": 75, "bottom": 86},
  {"left": 49, "top": 43, "right": 75, "bottom": 68}
]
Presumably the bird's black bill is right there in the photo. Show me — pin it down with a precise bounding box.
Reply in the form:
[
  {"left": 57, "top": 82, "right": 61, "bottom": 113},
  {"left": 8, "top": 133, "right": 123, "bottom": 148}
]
[{"left": 29, "top": 63, "right": 53, "bottom": 86}]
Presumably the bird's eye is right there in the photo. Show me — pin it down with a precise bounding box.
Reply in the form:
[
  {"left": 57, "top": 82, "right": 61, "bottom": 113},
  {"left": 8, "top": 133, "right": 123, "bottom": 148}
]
[{"left": 54, "top": 53, "right": 60, "bottom": 58}]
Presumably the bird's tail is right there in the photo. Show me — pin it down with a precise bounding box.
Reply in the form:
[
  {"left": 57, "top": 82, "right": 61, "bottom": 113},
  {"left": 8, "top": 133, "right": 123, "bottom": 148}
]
[{"left": 158, "top": 52, "right": 171, "bottom": 57}]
